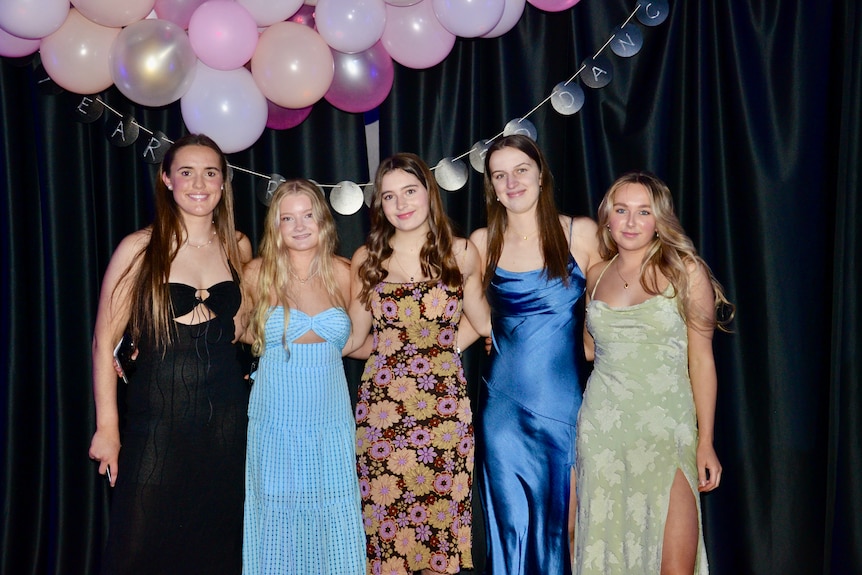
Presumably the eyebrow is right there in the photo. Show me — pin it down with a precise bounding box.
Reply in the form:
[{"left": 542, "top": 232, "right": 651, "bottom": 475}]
[{"left": 176, "top": 165, "right": 221, "bottom": 172}]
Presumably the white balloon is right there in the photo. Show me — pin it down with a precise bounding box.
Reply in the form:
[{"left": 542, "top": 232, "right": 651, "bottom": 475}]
[
  {"left": 236, "top": 0, "right": 305, "bottom": 26},
  {"left": 0, "top": 0, "right": 69, "bottom": 39},
  {"left": 481, "top": 0, "right": 525, "bottom": 38},
  {"left": 431, "top": 0, "right": 504, "bottom": 38},
  {"left": 181, "top": 62, "right": 268, "bottom": 154},
  {"left": 316, "top": 0, "right": 386, "bottom": 54}
]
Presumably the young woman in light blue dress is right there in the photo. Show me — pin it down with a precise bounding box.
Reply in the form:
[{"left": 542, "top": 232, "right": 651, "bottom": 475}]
[{"left": 241, "top": 180, "right": 365, "bottom": 575}]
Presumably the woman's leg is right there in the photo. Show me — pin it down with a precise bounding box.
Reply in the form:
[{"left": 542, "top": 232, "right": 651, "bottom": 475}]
[{"left": 660, "top": 469, "right": 698, "bottom": 575}]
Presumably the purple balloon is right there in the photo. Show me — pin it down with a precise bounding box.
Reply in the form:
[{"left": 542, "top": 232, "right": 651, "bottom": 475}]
[
  {"left": 266, "top": 100, "right": 313, "bottom": 130},
  {"left": 324, "top": 40, "right": 394, "bottom": 113},
  {"left": 154, "top": 0, "right": 208, "bottom": 28},
  {"left": 526, "top": 0, "right": 580, "bottom": 12}
]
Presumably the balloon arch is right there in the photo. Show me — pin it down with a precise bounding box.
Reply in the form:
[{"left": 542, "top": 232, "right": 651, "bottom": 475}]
[{"left": 0, "top": 0, "right": 585, "bottom": 153}]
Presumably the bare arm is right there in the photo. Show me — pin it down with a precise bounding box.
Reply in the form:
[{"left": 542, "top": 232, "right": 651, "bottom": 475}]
[
  {"left": 456, "top": 238, "right": 491, "bottom": 337},
  {"left": 686, "top": 262, "right": 722, "bottom": 492},
  {"left": 568, "top": 216, "right": 601, "bottom": 276},
  {"left": 343, "top": 246, "right": 375, "bottom": 356},
  {"left": 237, "top": 258, "right": 262, "bottom": 346},
  {"left": 582, "top": 262, "right": 601, "bottom": 363},
  {"left": 88, "top": 231, "right": 146, "bottom": 487}
]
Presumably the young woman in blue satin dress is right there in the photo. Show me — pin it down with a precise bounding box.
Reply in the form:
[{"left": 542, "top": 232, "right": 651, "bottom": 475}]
[
  {"left": 470, "top": 135, "right": 600, "bottom": 575},
  {"left": 241, "top": 180, "right": 365, "bottom": 574}
]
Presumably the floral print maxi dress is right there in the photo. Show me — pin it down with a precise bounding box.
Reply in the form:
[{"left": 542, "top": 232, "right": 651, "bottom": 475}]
[{"left": 356, "top": 280, "right": 474, "bottom": 575}]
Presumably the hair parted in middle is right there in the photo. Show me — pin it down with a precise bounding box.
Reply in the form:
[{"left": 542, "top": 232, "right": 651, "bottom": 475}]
[
  {"left": 356, "top": 152, "right": 462, "bottom": 306},
  {"left": 248, "top": 179, "right": 344, "bottom": 356},
  {"left": 481, "top": 134, "right": 571, "bottom": 290}
]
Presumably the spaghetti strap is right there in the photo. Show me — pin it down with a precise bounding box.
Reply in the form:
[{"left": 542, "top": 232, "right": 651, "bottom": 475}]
[
  {"left": 590, "top": 254, "right": 618, "bottom": 300},
  {"left": 568, "top": 216, "right": 575, "bottom": 250}
]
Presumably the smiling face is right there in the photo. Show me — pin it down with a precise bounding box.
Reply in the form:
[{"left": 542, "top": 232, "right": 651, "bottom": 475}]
[
  {"left": 379, "top": 168, "right": 431, "bottom": 234},
  {"left": 278, "top": 192, "right": 319, "bottom": 253},
  {"left": 607, "top": 182, "right": 658, "bottom": 253},
  {"left": 487, "top": 146, "right": 542, "bottom": 215},
  {"left": 161, "top": 144, "right": 224, "bottom": 220}
]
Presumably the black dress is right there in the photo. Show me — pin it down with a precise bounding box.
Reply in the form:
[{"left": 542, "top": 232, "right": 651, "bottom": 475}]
[{"left": 101, "top": 279, "right": 248, "bottom": 575}]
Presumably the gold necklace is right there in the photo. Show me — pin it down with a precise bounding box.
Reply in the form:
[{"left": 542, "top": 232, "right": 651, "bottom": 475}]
[
  {"left": 392, "top": 249, "right": 422, "bottom": 282},
  {"left": 615, "top": 258, "right": 637, "bottom": 289},
  {"left": 184, "top": 230, "right": 216, "bottom": 249},
  {"left": 509, "top": 228, "right": 537, "bottom": 241},
  {"left": 289, "top": 267, "right": 317, "bottom": 284}
]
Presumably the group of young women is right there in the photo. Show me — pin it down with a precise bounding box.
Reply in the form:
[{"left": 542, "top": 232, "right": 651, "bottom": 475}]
[{"left": 88, "top": 132, "right": 732, "bottom": 575}]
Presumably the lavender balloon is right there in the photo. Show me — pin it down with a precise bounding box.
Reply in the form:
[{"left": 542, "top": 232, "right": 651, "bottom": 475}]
[
  {"left": 154, "top": 0, "right": 208, "bottom": 29},
  {"left": 324, "top": 41, "right": 394, "bottom": 113}
]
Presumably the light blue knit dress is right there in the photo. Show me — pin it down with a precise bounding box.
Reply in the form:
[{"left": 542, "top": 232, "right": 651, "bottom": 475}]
[{"left": 243, "top": 306, "right": 365, "bottom": 575}]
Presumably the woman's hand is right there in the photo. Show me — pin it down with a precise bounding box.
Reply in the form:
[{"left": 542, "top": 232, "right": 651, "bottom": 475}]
[
  {"left": 89, "top": 428, "right": 121, "bottom": 487},
  {"left": 695, "top": 441, "right": 722, "bottom": 492}
]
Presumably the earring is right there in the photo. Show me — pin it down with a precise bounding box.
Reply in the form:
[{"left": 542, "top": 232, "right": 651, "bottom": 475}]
[
  {"left": 606, "top": 225, "right": 611, "bottom": 230},
  {"left": 655, "top": 231, "right": 659, "bottom": 238},
  {"left": 167, "top": 185, "right": 173, "bottom": 190}
]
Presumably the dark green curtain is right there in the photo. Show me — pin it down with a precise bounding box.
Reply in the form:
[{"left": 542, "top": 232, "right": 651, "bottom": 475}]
[{"left": 1, "top": 1, "right": 859, "bottom": 574}]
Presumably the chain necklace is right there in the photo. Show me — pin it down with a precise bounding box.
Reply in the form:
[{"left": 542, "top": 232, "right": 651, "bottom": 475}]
[
  {"left": 392, "top": 249, "right": 422, "bottom": 282},
  {"left": 184, "top": 230, "right": 217, "bottom": 249},
  {"left": 289, "top": 267, "right": 318, "bottom": 284},
  {"left": 615, "top": 257, "right": 637, "bottom": 289}
]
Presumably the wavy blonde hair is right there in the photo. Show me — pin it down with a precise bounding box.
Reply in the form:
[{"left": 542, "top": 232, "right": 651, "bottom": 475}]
[
  {"left": 596, "top": 171, "right": 734, "bottom": 331},
  {"left": 248, "top": 179, "right": 344, "bottom": 356},
  {"left": 356, "top": 153, "right": 461, "bottom": 305}
]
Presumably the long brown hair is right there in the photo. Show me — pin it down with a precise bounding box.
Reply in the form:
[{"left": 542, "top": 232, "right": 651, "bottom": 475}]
[
  {"left": 249, "top": 179, "right": 344, "bottom": 355},
  {"left": 357, "top": 153, "right": 461, "bottom": 305},
  {"left": 596, "top": 171, "right": 734, "bottom": 331},
  {"left": 124, "top": 134, "right": 243, "bottom": 350},
  {"left": 481, "top": 135, "right": 570, "bottom": 289}
]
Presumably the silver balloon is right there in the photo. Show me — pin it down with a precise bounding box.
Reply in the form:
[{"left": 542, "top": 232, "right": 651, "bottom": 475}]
[
  {"left": 469, "top": 139, "right": 492, "bottom": 173},
  {"left": 503, "top": 118, "right": 537, "bottom": 141},
  {"left": 434, "top": 157, "right": 468, "bottom": 191},
  {"left": 110, "top": 19, "right": 198, "bottom": 107},
  {"left": 363, "top": 183, "right": 375, "bottom": 207},
  {"left": 330, "top": 181, "right": 365, "bottom": 215},
  {"left": 551, "top": 82, "right": 585, "bottom": 116}
]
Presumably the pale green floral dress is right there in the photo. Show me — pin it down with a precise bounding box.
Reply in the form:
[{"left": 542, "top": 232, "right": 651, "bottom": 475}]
[{"left": 575, "top": 270, "right": 708, "bottom": 574}]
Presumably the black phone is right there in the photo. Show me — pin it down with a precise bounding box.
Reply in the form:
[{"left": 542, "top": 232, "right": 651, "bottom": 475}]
[{"left": 113, "top": 333, "right": 137, "bottom": 383}]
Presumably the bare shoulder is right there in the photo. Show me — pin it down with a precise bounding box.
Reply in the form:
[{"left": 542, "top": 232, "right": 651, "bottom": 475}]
[
  {"left": 469, "top": 227, "right": 488, "bottom": 259},
  {"left": 334, "top": 255, "right": 352, "bottom": 278},
  {"left": 351, "top": 244, "right": 369, "bottom": 266},
  {"left": 242, "top": 257, "right": 263, "bottom": 282},
  {"left": 569, "top": 215, "right": 599, "bottom": 237},
  {"left": 235, "top": 231, "right": 253, "bottom": 263},
  {"left": 111, "top": 228, "right": 150, "bottom": 266}
]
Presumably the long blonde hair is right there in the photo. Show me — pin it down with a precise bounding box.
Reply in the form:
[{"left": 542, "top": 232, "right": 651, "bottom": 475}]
[
  {"left": 123, "top": 134, "right": 243, "bottom": 351},
  {"left": 249, "top": 179, "right": 344, "bottom": 356},
  {"left": 356, "top": 153, "right": 462, "bottom": 305},
  {"left": 596, "top": 171, "right": 734, "bottom": 331}
]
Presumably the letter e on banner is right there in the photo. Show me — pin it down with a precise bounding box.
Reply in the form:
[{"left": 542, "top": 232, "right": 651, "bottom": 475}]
[{"left": 74, "top": 96, "right": 105, "bottom": 123}]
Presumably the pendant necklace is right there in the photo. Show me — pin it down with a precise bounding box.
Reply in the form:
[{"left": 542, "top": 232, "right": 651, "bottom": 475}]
[
  {"left": 185, "top": 230, "right": 216, "bottom": 249},
  {"left": 392, "top": 249, "right": 422, "bottom": 282},
  {"left": 615, "top": 258, "right": 636, "bottom": 289}
]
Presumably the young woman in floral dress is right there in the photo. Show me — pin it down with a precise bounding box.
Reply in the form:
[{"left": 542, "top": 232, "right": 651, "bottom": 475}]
[{"left": 348, "top": 153, "right": 490, "bottom": 575}]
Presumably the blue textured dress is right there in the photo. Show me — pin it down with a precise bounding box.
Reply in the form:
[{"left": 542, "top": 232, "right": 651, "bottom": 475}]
[
  {"left": 243, "top": 306, "right": 365, "bottom": 575},
  {"left": 476, "top": 255, "right": 586, "bottom": 575}
]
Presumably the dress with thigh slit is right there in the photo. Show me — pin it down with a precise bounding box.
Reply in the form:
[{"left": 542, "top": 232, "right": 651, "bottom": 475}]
[
  {"left": 476, "top": 254, "right": 586, "bottom": 575},
  {"left": 574, "top": 262, "right": 708, "bottom": 574}
]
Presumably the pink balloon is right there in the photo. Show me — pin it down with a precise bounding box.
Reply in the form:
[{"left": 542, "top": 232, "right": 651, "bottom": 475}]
[
  {"left": 188, "top": 0, "right": 258, "bottom": 70},
  {"left": 237, "top": 0, "right": 305, "bottom": 27},
  {"left": 40, "top": 9, "right": 121, "bottom": 94},
  {"left": 315, "top": 0, "right": 386, "bottom": 54},
  {"left": 381, "top": 1, "right": 455, "bottom": 69},
  {"left": 251, "top": 22, "right": 335, "bottom": 109},
  {"left": 0, "top": 27, "right": 40, "bottom": 58},
  {"left": 288, "top": 4, "right": 316, "bottom": 28},
  {"left": 481, "top": 0, "right": 525, "bottom": 38},
  {"left": 526, "top": 0, "right": 580, "bottom": 13},
  {"left": 266, "top": 100, "right": 313, "bottom": 130},
  {"left": 325, "top": 41, "right": 394, "bottom": 113},
  {"left": 154, "top": 0, "right": 208, "bottom": 28},
  {"left": 71, "top": 0, "right": 156, "bottom": 28},
  {"left": 431, "top": 0, "right": 504, "bottom": 38},
  {"left": 181, "top": 62, "right": 268, "bottom": 153},
  {"left": 0, "top": 0, "right": 69, "bottom": 39}
]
